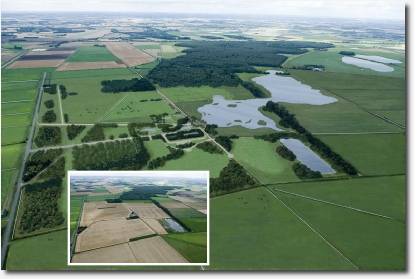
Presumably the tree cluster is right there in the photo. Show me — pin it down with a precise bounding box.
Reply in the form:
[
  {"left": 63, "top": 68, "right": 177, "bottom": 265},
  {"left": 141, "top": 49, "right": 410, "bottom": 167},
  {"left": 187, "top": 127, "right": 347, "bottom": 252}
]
[
  {"left": 73, "top": 138, "right": 149, "bottom": 170},
  {"left": 59, "top": 85, "right": 68, "bottom": 99},
  {"left": 42, "top": 110, "right": 57, "bottom": 123},
  {"left": 34, "top": 126, "right": 62, "bottom": 147},
  {"left": 196, "top": 141, "right": 223, "bottom": 154},
  {"left": 241, "top": 81, "right": 266, "bottom": 98},
  {"left": 152, "top": 134, "right": 166, "bottom": 142},
  {"left": 18, "top": 178, "right": 64, "bottom": 234},
  {"left": 339, "top": 51, "right": 355, "bottom": 56},
  {"left": 204, "top": 124, "right": 218, "bottom": 136},
  {"left": 64, "top": 113, "right": 69, "bottom": 123},
  {"left": 80, "top": 123, "right": 117, "bottom": 143},
  {"left": 290, "top": 64, "right": 325, "bottom": 71},
  {"left": 43, "top": 84, "right": 57, "bottom": 94},
  {"left": 101, "top": 78, "right": 155, "bottom": 93},
  {"left": 150, "top": 113, "right": 168, "bottom": 123},
  {"left": 165, "top": 129, "right": 204, "bottom": 141},
  {"left": 210, "top": 160, "right": 258, "bottom": 194},
  {"left": 263, "top": 101, "right": 307, "bottom": 134},
  {"left": 147, "top": 147, "right": 184, "bottom": 170},
  {"left": 176, "top": 142, "right": 195, "bottom": 149},
  {"left": 37, "top": 157, "right": 65, "bottom": 181},
  {"left": 23, "top": 149, "right": 63, "bottom": 182},
  {"left": 120, "top": 186, "right": 179, "bottom": 200},
  {"left": 128, "top": 122, "right": 155, "bottom": 137},
  {"left": 215, "top": 136, "right": 233, "bottom": 151},
  {"left": 67, "top": 124, "right": 86, "bottom": 140},
  {"left": 276, "top": 145, "right": 296, "bottom": 161},
  {"left": 44, "top": 100, "right": 54, "bottom": 109},
  {"left": 123, "top": 27, "right": 190, "bottom": 40},
  {"left": 292, "top": 162, "right": 322, "bottom": 179}
]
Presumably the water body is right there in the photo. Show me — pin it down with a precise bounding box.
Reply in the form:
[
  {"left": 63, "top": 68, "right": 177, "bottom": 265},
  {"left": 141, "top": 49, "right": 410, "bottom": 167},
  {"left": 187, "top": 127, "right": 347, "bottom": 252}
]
[
  {"left": 198, "top": 70, "right": 337, "bottom": 131},
  {"left": 354, "top": 55, "right": 402, "bottom": 64},
  {"left": 141, "top": 127, "right": 157, "bottom": 132},
  {"left": 165, "top": 218, "right": 185, "bottom": 232},
  {"left": 280, "top": 138, "right": 336, "bottom": 174},
  {"left": 342, "top": 56, "right": 394, "bottom": 72}
]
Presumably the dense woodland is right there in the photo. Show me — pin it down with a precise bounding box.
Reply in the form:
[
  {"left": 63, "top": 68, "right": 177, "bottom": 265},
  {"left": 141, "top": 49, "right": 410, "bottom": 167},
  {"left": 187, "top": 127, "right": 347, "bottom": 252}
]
[
  {"left": 42, "top": 110, "right": 57, "bottom": 123},
  {"left": 37, "top": 157, "right": 65, "bottom": 181},
  {"left": 148, "top": 41, "right": 333, "bottom": 88},
  {"left": 34, "top": 126, "right": 61, "bottom": 147},
  {"left": 210, "top": 160, "right": 258, "bottom": 193},
  {"left": 101, "top": 78, "right": 155, "bottom": 93},
  {"left": 241, "top": 81, "right": 266, "bottom": 98},
  {"left": 165, "top": 129, "right": 204, "bottom": 141},
  {"left": 23, "top": 149, "right": 63, "bottom": 182},
  {"left": 196, "top": 141, "right": 223, "bottom": 154},
  {"left": 215, "top": 136, "right": 233, "bottom": 152},
  {"left": 81, "top": 123, "right": 117, "bottom": 142},
  {"left": 72, "top": 137, "right": 149, "bottom": 170},
  {"left": 67, "top": 124, "right": 86, "bottom": 140},
  {"left": 119, "top": 186, "right": 180, "bottom": 200},
  {"left": 18, "top": 178, "right": 64, "bottom": 234}
]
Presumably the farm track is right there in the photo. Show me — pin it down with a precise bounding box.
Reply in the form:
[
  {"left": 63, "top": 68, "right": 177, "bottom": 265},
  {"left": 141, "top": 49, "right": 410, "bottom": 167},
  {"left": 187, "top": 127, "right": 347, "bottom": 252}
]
[
  {"left": 57, "top": 86, "right": 65, "bottom": 124},
  {"left": 265, "top": 187, "right": 359, "bottom": 270}
]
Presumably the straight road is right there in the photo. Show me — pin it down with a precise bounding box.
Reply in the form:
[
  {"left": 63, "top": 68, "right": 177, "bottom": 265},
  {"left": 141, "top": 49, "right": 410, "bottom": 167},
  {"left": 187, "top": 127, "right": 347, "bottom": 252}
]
[{"left": 1, "top": 72, "right": 47, "bottom": 269}]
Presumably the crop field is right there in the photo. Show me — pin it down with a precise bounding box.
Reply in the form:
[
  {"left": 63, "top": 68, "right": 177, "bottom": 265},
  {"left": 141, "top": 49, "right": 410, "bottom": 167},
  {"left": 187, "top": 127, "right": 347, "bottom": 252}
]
[
  {"left": 144, "top": 140, "right": 171, "bottom": 160},
  {"left": 105, "top": 185, "right": 123, "bottom": 194},
  {"left": 124, "top": 202, "right": 170, "bottom": 218},
  {"left": 160, "top": 43, "right": 187, "bottom": 59},
  {"left": 1, "top": 67, "right": 54, "bottom": 82},
  {"left": 179, "top": 218, "right": 207, "bottom": 233},
  {"left": 162, "top": 233, "right": 207, "bottom": 263},
  {"left": 1, "top": 81, "right": 38, "bottom": 102},
  {"left": 72, "top": 243, "right": 138, "bottom": 263},
  {"left": 65, "top": 46, "right": 119, "bottom": 62},
  {"left": 272, "top": 190, "right": 405, "bottom": 270},
  {"left": 157, "top": 148, "right": 230, "bottom": 178},
  {"left": 207, "top": 187, "right": 356, "bottom": 270},
  {"left": 168, "top": 208, "right": 206, "bottom": 218},
  {"left": 1, "top": 126, "right": 28, "bottom": 144},
  {"left": 231, "top": 137, "right": 299, "bottom": 184},
  {"left": 1, "top": 169, "right": 17, "bottom": 208},
  {"left": 168, "top": 196, "right": 206, "bottom": 210},
  {"left": 105, "top": 42, "right": 155, "bottom": 67},
  {"left": 269, "top": 175, "right": 405, "bottom": 221},
  {"left": 75, "top": 218, "right": 155, "bottom": 252},
  {"left": 79, "top": 201, "right": 130, "bottom": 226},
  {"left": 7, "top": 52, "right": 68, "bottom": 69},
  {"left": 2, "top": 101, "right": 34, "bottom": 115},
  {"left": 160, "top": 202, "right": 189, "bottom": 209},
  {"left": 141, "top": 218, "right": 168, "bottom": 234},
  {"left": 316, "top": 133, "right": 405, "bottom": 176},
  {"left": 57, "top": 61, "right": 127, "bottom": 71}
]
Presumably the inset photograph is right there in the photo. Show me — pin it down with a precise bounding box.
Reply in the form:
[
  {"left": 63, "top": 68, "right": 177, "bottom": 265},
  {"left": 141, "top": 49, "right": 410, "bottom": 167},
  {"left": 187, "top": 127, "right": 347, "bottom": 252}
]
[{"left": 68, "top": 171, "right": 209, "bottom": 265}]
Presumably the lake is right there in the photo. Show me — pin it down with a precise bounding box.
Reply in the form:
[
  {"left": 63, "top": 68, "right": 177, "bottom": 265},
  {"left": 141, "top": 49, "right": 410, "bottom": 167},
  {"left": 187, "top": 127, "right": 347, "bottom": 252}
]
[
  {"left": 166, "top": 218, "right": 185, "bottom": 232},
  {"left": 342, "top": 56, "right": 394, "bottom": 72},
  {"left": 354, "top": 55, "right": 402, "bottom": 64},
  {"left": 280, "top": 138, "right": 336, "bottom": 174},
  {"left": 197, "top": 70, "right": 337, "bottom": 131}
]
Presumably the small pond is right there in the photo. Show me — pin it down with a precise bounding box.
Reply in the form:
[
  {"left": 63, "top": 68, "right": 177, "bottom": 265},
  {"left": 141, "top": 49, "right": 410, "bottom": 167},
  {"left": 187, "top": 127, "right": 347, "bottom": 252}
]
[
  {"left": 341, "top": 56, "right": 394, "bottom": 72},
  {"left": 140, "top": 127, "right": 157, "bottom": 132},
  {"left": 166, "top": 218, "right": 185, "bottom": 232},
  {"left": 280, "top": 138, "right": 336, "bottom": 174}
]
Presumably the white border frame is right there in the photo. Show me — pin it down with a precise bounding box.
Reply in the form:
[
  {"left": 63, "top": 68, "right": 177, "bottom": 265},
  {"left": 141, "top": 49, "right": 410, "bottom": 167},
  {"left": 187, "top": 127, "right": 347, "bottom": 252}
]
[{"left": 67, "top": 170, "right": 209, "bottom": 266}]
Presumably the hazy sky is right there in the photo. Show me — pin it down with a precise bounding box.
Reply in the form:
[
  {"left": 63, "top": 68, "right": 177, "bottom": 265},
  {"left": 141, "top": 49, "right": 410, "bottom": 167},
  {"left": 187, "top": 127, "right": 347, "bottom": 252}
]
[
  {"left": 1, "top": 0, "right": 405, "bottom": 20},
  {"left": 69, "top": 170, "right": 209, "bottom": 180}
]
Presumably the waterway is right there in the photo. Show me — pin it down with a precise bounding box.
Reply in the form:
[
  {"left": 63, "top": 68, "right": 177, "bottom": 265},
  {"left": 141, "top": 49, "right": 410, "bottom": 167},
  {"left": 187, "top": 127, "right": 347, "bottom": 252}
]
[{"left": 280, "top": 138, "right": 336, "bottom": 174}]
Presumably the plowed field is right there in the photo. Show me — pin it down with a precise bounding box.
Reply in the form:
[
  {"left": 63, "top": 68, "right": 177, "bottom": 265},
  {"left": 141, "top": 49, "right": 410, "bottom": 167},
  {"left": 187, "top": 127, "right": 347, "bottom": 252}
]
[
  {"left": 105, "top": 42, "right": 154, "bottom": 66},
  {"left": 125, "top": 202, "right": 169, "bottom": 219},
  {"left": 80, "top": 202, "right": 130, "bottom": 226},
  {"left": 72, "top": 243, "right": 136, "bottom": 263},
  {"left": 142, "top": 218, "right": 168, "bottom": 235}
]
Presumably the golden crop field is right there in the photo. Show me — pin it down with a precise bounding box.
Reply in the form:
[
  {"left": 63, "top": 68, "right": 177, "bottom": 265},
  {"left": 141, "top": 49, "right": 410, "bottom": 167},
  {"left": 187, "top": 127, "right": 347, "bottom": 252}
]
[{"left": 80, "top": 202, "right": 130, "bottom": 226}]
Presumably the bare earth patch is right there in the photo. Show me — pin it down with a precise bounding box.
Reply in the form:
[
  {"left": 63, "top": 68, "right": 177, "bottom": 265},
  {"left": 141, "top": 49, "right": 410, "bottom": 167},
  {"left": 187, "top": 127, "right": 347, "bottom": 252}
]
[
  {"left": 75, "top": 218, "right": 155, "bottom": 252},
  {"left": 141, "top": 218, "right": 168, "bottom": 235},
  {"left": 160, "top": 202, "right": 189, "bottom": 209},
  {"left": 72, "top": 243, "right": 136, "bottom": 263},
  {"left": 7, "top": 59, "right": 64, "bottom": 68},
  {"left": 80, "top": 202, "right": 130, "bottom": 226},
  {"left": 105, "top": 185, "right": 123, "bottom": 194},
  {"left": 105, "top": 42, "right": 155, "bottom": 67},
  {"left": 124, "top": 202, "right": 169, "bottom": 219},
  {"left": 56, "top": 61, "right": 127, "bottom": 71}
]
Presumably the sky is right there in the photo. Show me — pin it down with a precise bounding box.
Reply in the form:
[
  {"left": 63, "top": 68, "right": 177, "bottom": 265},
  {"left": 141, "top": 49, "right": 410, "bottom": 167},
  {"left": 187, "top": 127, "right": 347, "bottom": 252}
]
[{"left": 0, "top": 0, "right": 405, "bottom": 21}]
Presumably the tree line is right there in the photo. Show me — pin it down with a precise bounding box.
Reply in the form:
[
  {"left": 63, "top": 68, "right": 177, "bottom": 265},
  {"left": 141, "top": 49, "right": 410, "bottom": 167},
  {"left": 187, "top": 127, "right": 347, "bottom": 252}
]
[
  {"left": 147, "top": 147, "right": 185, "bottom": 170},
  {"left": 119, "top": 186, "right": 179, "bottom": 200},
  {"left": 292, "top": 162, "right": 323, "bottom": 179},
  {"left": 276, "top": 145, "right": 296, "bottom": 161},
  {"left": 101, "top": 78, "right": 155, "bottom": 93},
  {"left": 80, "top": 123, "right": 118, "bottom": 143},
  {"left": 67, "top": 124, "right": 86, "bottom": 140},
  {"left": 196, "top": 141, "right": 223, "bottom": 154},
  {"left": 241, "top": 81, "right": 266, "bottom": 98},
  {"left": 165, "top": 129, "right": 204, "bottom": 141}
]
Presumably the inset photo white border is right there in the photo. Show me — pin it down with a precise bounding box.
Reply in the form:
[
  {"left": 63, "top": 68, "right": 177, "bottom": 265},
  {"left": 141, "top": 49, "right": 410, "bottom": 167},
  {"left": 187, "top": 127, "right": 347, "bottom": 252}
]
[{"left": 67, "top": 170, "right": 209, "bottom": 266}]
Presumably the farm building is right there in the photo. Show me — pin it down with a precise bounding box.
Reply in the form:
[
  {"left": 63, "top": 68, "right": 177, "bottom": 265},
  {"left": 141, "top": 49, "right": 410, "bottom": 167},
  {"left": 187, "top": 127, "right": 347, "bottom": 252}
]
[{"left": 128, "top": 211, "right": 139, "bottom": 219}]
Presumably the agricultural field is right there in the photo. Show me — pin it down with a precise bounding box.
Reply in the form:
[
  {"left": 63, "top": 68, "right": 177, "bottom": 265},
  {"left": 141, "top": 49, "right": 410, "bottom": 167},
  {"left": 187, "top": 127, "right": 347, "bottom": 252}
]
[
  {"left": 105, "top": 42, "right": 155, "bottom": 67},
  {"left": 65, "top": 46, "right": 119, "bottom": 62}
]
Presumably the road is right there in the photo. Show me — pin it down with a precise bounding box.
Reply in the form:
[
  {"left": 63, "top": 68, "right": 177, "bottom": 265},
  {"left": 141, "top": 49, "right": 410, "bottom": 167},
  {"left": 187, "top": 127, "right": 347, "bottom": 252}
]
[{"left": 1, "top": 72, "right": 47, "bottom": 269}]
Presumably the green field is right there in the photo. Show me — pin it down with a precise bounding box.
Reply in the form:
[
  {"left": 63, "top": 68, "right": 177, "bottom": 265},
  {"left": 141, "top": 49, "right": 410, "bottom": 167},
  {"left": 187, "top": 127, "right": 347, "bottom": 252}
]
[
  {"left": 1, "top": 126, "right": 28, "bottom": 144},
  {"left": 1, "top": 144, "right": 24, "bottom": 170},
  {"left": 151, "top": 197, "right": 178, "bottom": 203},
  {"left": 1, "top": 169, "right": 18, "bottom": 208},
  {"left": 273, "top": 190, "right": 405, "bottom": 270},
  {"left": 1, "top": 68, "right": 54, "bottom": 82},
  {"left": 175, "top": 100, "right": 210, "bottom": 119},
  {"left": 1, "top": 81, "right": 38, "bottom": 102},
  {"left": 135, "top": 60, "right": 160, "bottom": 77},
  {"left": 144, "top": 139, "right": 171, "bottom": 159},
  {"left": 316, "top": 133, "right": 405, "bottom": 176},
  {"left": 231, "top": 137, "right": 299, "bottom": 184},
  {"left": 92, "top": 187, "right": 109, "bottom": 193},
  {"left": 179, "top": 217, "right": 207, "bottom": 232},
  {"left": 162, "top": 232, "right": 207, "bottom": 263},
  {"left": 66, "top": 46, "right": 119, "bottom": 62},
  {"left": 269, "top": 175, "right": 405, "bottom": 221},
  {"left": 85, "top": 194, "right": 121, "bottom": 202},
  {"left": 207, "top": 187, "right": 356, "bottom": 270},
  {"left": 169, "top": 208, "right": 206, "bottom": 218},
  {"left": 51, "top": 68, "right": 136, "bottom": 80},
  {"left": 157, "top": 148, "right": 230, "bottom": 178},
  {"left": 160, "top": 43, "right": 187, "bottom": 59},
  {"left": 2, "top": 101, "right": 34, "bottom": 115}
]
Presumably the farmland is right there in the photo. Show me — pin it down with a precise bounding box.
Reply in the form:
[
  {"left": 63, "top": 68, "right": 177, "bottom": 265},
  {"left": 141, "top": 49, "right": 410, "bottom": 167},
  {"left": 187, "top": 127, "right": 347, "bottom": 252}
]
[{"left": 1, "top": 10, "right": 405, "bottom": 271}]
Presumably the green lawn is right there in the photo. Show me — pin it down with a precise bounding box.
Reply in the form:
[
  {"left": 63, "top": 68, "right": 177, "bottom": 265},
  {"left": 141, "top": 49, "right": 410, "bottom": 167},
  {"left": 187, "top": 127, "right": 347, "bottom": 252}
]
[
  {"left": 157, "top": 148, "right": 230, "bottom": 178},
  {"left": 66, "top": 46, "right": 119, "bottom": 62},
  {"left": 207, "top": 187, "right": 356, "bottom": 270},
  {"left": 231, "top": 137, "right": 299, "bottom": 184},
  {"left": 316, "top": 133, "right": 405, "bottom": 176},
  {"left": 269, "top": 175, "right": 405, "bottom": 221},
  {"left": 144, "top": 139, "right": 171, "bottom": 160},
  {"left": 273, "top": 190, "right": 405, "bottom": 270}
]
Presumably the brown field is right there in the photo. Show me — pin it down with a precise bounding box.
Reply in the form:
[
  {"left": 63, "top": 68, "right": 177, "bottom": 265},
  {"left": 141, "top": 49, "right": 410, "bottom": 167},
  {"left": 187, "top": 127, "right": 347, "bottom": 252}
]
[
  {"left": 143, "top": 49, "right": 161, "bottom": 58},
  {"left": 26, "top": 50, "right": 75, "bottom": 56},
  {"left": 105, "top": 185, "right": 123, "bottom": 194},
  {"left": 72, "top": 243, "right": 136, "bottom": 263},
  {"left": 7, "top": 59, "right": 64, "bottom": 68},
  {"left": 169, "top": 196, "right": 207, "bottom": 211},
  {"left": 129, "top": 236, "right": 189, "bottom": 263},
  {"left": 141, "top": 218, "right": 168, "bottom": 235},
  {"left": 88, "top": 192, "right": 111, "bottom": 196},
  {"left": 56, "top": 61, "right": 127, "bottom": 71},
  {"left": 105, "top": 42, "right": 155, "bottom": 67},
  {"left": 80, "top": 202, "right": 130, "bottom": 226},
  {"left": 124, "top": 202, "right": 170, "bottom": 219},
  {"left": 169, "top": 196, "right": 200, "bottom": 204},
  {"left": 198, "top": 209, "right": 208, "bottom": 215},
  {"left": 1, "top": 51, "right": 23, "bottom": 62},
  {"left": 71, "top": 192, "right": 91, "bottom": 196},
  {"left": 160, "top": 202, "right": 189, "bottom": 209},
  {"left": 75, "top": 218, "right": 155, "bottom": 252}
]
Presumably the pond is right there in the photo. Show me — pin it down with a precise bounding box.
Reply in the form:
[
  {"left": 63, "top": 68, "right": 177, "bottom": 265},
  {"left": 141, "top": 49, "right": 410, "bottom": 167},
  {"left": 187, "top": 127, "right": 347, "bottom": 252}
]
[
  {"left": 165, "top": 218, "right": 185, "bottom": 232},
  {"left": 354, "top": 54, "right": 402, "bottom": 64},
  {"left": 341, "top": 56, "right": 394, "bottom": 72},
  {"left": 280, "top": 138, "right": 336, "bottom": 174},
  {"left": 140, "top": 127, "right": 157, "bottom": 132},
  {"left": 197, "top": 70, "right": 337, "bottom": 131}
]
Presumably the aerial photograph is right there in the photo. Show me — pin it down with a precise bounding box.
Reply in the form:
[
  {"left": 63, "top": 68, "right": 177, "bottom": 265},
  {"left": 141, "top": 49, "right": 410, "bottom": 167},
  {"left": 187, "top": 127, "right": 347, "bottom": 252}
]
[{"left": 0, "top": 0, "right": 407, "bottom": 272}]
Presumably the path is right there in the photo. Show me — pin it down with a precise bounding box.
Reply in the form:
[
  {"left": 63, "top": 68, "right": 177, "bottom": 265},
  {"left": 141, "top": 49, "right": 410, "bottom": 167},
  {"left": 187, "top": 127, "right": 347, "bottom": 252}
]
[{"left": 57, "top": 85, "right": 65, "bottom": 124}]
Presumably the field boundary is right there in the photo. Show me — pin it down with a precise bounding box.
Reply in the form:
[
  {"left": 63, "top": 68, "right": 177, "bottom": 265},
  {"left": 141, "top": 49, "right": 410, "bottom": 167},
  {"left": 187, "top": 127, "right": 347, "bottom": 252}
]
[{"left": 265, "top": 186, "right": 359, "bottom": 270}]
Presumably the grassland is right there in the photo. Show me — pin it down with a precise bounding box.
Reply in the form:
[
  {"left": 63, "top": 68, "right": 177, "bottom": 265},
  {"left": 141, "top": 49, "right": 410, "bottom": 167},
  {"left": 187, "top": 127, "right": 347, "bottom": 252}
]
[
  {"left": 66, "top": 46, "right": 119, "bottom": 62},
  {"left": 135, "top": 60, "right": 160, "bottom": 77},
  {"left": 1, "top": 81, "right": 38, "bottom": 102},
  {"left": 151, "top": 197, "right": 178, "bottom": 203},
  {"left": 273, "top": 190, "right": 405, "bottom": 270},
  {"left": 162, "top": 233, "right": 207, "bottom": 263},
  {"left": 169, "top": 208, "right": 206, "bottom": 218},
  {"left": 316, "top": 133, "right": 405, "bottom": 176},
  {"left": 1, "top": 170, "right": 18, "bottom": 208},
  {"left": 160, "top": 42, "right": 187, "bottom": 59},
  {"left": 85, "top": 194, "right": 121, "bottom": 202},
  {"left": 1, "top": 68, "right": 54, "bottom": 82},
  {"left": 207, "top": 187, "right": 356, "bottom": 270},
  {"left": 231, "top": 137, "right": 299, "bottom": 184},
  {"left": 157, "top": 148, "right": 230, "bottom": 178},
  {"left": 269, "top": 175, "right": 405, "bottom": 221},
  {"left": 179, "top": 218, "right": 207, "bottom": 233},
  {"left": 144, "top": 140, "right": 171, "bottom": 160},
  {"left": 1, "top": 126, "right": 29, "bottom": 145}
]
